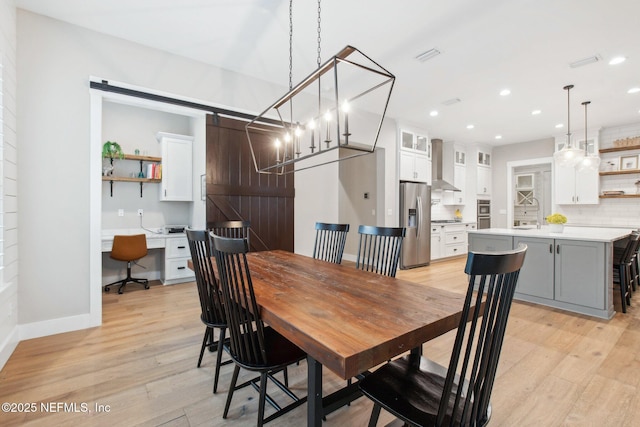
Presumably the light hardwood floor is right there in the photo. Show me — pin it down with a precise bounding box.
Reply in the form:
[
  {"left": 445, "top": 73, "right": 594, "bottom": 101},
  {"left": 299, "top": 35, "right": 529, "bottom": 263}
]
[{"left": 1, "top": 256, "right": 638, "bottom": 426}]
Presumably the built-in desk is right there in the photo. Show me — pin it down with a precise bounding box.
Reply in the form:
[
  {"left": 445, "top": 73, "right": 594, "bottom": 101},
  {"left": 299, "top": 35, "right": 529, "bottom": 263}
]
[{"left": 102, "top": 228, "right": 195, "bottom": 285}]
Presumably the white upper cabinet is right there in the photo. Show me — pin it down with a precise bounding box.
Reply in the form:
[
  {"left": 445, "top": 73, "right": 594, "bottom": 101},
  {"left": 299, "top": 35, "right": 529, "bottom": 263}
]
[
  {"left": 477, "top": 166, "right": 491, "bottom": 196},
  {"left": 475, "top": 145, "right": 492, "bottom": 196},
  {"left": 399, "top": 129, "right": 431, "bottom": 183},
  {"left": 157, "top": 132, "right": 194, "bottom": 201},
  {"left": 401, "top": 129, "right": 431, "bottom": 157},
  {"left": 553, "top": 135, "right": 599, "bottom": 205}
]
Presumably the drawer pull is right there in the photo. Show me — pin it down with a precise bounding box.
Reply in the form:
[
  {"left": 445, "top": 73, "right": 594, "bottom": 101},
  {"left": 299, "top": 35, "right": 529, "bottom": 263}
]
[
  {"left": 178, "top": 246, "right": 186, "bottom": 249},
  {"left": 177, "top": 266, "right": 186, "bottom": 270}
]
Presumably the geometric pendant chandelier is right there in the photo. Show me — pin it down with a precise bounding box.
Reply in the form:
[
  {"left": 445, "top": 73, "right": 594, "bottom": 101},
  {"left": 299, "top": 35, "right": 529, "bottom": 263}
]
[{"left": 246, "top": 45, "right": 395, "bottom": 174}]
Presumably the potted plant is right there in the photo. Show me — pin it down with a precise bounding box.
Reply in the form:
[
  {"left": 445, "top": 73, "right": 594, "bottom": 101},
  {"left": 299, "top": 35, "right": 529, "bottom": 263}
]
[
  {"left": 546, "top": 213, "right": 567, "bottom": 233},
  {"left": 102, "top": 141, "right": 125, "bottom": 160},
  {"left": 102, "top": 141, "right": 124, "bottom": 176}
]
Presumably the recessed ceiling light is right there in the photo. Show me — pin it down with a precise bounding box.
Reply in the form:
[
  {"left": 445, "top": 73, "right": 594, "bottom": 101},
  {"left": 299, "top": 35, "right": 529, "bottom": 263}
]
[
  {"left": 555, "top": 123, "right": 564, "bottom": 128},
  {"left": 628, "top": 87, "right": 640, "bottom": 94},
  {"left": 531, "top": 109, "right": 541, "bottom": 115},
  {"left": 495, "top": 135, "right": 502, "bottom": 140},
  {"left": 466, "top": 124, "right": 474, "bottom": 129},
  {"left": 609, "top": 56, "right": 626, "bottom": 65},
  {"left": 569, "top": 54, "right": 601, "bottom": 68},
  {"left": 500, "top": 89, "right": 511, "bottom": 96},
  {"left": 429, "top": 110, "right": 439, "bottom": 117}
]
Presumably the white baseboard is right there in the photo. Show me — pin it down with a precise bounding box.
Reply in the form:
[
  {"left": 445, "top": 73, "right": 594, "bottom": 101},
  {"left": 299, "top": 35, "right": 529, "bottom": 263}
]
[
  {"left": 19, "top": 312, "right": 101, "bottom": 341},
  {"left": 343, "top": 253, "right": 357, "bottom": 263},
  {"left": 0, "top": 326, "right": 19, "bottom": 371}
]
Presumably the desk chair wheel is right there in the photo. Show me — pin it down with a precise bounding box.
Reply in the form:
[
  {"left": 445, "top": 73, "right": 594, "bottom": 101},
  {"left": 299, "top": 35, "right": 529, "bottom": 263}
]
[{"left": 104, "top": 286, "right": 111, "bottom": 292}]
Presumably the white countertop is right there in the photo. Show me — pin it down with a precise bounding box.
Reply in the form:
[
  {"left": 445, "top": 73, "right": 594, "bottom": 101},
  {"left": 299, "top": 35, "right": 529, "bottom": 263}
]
[
  {"left": 431, "top": 221, "right": 476, "bottom": 225},
  {"left": 101, "top": 228, "right": 185, "bottom": 240},
  {"left": 468, "top": 226, "right": 633, "bottom": 242}
]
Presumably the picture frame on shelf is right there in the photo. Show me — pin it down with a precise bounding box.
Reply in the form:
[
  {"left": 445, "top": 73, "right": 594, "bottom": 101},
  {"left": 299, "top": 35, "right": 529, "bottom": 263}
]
[{"left": 620, "top": 155, "right": 638, "bottom": 171}]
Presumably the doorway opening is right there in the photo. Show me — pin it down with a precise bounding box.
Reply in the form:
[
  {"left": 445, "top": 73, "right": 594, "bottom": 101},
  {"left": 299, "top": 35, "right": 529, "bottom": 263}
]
[{"left": 506, "top": 158, "right": 553, "bottom": 229}]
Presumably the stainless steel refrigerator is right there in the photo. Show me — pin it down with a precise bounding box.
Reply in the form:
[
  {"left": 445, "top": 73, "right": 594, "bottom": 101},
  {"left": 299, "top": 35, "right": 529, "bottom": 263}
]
[{"left": 399, "top": 182, "right": 431, "bottom": 269}]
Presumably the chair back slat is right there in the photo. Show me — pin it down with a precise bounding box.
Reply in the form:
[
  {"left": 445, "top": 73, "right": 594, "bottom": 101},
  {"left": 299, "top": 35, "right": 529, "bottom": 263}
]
[
  {"left": 313, "top": 222, "right": 350, "bottom": 264},
  {"left": 356, "top": 225, "right": 406, "bottom": 277},
  {"left": 186, "top": 230, "right": 226, "bottom": 326},
  {"left": 437, "top": 244, "right": 527, "bottom": 426},
  {"left": 212, "top": 235, "right": 267, "bottom": 366},
  {"left": 209, "top": 220, "right": 251, "bottom": 249}
]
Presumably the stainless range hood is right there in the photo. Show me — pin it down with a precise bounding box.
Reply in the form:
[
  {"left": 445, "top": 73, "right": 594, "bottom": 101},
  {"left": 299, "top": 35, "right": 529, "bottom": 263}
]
[{"left": 431, "top": 139, "right": 460, "bottom": 192}]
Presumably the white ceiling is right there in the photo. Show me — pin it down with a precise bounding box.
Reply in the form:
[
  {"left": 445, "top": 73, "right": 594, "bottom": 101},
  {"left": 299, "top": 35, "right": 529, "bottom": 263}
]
[{"left": 16, "top": 0, "right": 640, "bottom": 146}]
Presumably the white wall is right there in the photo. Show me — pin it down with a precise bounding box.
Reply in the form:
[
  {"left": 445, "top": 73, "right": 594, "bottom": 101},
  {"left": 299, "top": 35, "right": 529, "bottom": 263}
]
[
  {"left": 0, "top": 0, "right": 18, "bottom": 370},
  {"left": 101, "top": 102, "right": 193, "bottom": 230},
  {"left": 15, "top": 11, "right": 341, "bottom": 339}
]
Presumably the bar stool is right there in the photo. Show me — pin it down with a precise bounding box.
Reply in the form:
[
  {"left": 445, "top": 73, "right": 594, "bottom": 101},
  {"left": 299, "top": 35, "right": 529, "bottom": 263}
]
[{"left": 613, "top": 232, "right": 640, "bottom": 313}]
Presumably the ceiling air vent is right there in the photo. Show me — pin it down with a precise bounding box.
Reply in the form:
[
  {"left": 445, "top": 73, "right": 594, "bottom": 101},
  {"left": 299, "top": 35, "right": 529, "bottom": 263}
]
[
  {"left": 415, "top": 48, "right": 441, "bottom": 62},
  {"left": 442, "top": 98, "right": 461, "bottom": 106},
  {"left": 569, "top": 55, "right": 601, "bottom": 68}
]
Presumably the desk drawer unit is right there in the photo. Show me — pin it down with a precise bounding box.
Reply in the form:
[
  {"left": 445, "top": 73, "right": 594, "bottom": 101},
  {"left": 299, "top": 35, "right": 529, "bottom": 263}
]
[{"left": 163, "top": 236, "right": 195, "bottom": 285}]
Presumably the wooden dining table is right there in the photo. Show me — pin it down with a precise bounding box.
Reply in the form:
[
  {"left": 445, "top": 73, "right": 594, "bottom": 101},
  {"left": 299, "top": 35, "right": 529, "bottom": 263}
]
[{"left": 222, "top": 250, "right": 469, "bottom": 426}]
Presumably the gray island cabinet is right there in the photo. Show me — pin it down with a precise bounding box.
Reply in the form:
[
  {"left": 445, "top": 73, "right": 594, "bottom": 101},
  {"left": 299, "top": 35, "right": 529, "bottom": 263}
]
[{"left": 468, "top": 227, "right": 633, "bottom": 319}]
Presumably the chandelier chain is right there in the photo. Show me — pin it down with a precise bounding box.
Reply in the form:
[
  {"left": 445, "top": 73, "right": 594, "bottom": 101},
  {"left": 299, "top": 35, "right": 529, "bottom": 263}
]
[
  {"left": 317, "top": 0, "right": 322, "bottom": 68},
  {"left": 289, "top": 0, "right": 293, "bottom": 91}
]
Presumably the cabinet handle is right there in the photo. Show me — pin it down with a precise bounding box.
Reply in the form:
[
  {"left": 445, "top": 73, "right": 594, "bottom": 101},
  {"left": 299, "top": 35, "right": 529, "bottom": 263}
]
[
  {"left": 549, "top": 244, "right": 553, "bottom": 253},
  {"left": 177, "top": 266, "right": 186, "bottom": 270},
  {"left": 453, "top": 236, "right": 457, "bottom": 240},
  {"left": 556, "top": 245, "right": 560, "bottom": 254},
  {"left": 178, "top": 246, "right": 186, "bottom": 249}
]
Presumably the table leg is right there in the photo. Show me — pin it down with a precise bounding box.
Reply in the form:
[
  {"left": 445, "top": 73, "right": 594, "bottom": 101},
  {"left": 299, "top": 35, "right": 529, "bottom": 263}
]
[{"left": 307, "top": 355, "right": 323, "bottom": 427}]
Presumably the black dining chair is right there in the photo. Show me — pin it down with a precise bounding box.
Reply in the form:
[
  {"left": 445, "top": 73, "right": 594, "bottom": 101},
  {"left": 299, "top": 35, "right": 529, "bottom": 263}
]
[
  {"left": 185, "top": 229, "right": 231, "bottom": 394},
  {"left": 613, "top": 231, "right": 640, "bottom": 313},
  {"left": 211, "top": 234, "right": 307, "bottom": 426},
  {"left": 359, "top": 244, "right": 527, "bottom": 427},
  {"left": 313, "top": 222, "right": 350, "bottom": 264},
  {"left": 356, "top": 225, "right": 406, "bottom": 277}
]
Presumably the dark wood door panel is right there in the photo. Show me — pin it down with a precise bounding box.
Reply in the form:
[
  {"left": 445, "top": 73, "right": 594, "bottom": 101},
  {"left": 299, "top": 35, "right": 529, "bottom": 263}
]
[{"left": 206, "top": 115, "right": 294, "bottom": 252}]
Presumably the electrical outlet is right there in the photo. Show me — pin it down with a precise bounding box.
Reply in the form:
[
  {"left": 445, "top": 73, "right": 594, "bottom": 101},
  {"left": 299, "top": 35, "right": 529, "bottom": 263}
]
[
  {"left": 137, "top": 209, "right": 144, "bottom": 217},
  {"left": 118, "top": 209, "right": 124, "bottom": 217}
]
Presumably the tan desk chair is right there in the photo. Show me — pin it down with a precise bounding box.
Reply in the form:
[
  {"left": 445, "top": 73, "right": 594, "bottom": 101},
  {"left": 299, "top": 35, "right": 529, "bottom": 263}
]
[{"left": 105, "top": 234, "right": 149, "bottom": 294}]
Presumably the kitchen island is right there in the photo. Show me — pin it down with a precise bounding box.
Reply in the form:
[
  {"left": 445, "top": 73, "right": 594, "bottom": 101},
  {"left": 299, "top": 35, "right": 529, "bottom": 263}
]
[{"left": 468, "top": 226, "right": 633, "bottom": 319}]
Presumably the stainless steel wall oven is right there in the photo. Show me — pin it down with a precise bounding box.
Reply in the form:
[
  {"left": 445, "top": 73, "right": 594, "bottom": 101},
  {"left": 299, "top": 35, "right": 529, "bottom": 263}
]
[{"left": 477, "top": 200, "right": 491, "bottom": 229}]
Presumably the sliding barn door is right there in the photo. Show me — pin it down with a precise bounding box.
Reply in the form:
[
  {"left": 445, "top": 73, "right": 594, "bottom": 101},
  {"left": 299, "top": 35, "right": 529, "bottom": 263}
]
[{"left": 205, "top": 115, "right": 294, "bottom": 252}]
